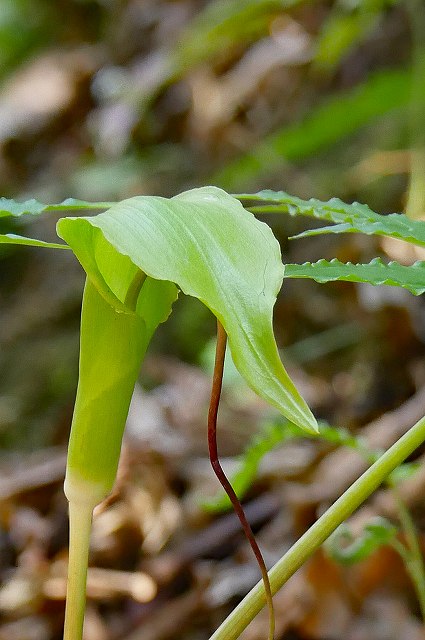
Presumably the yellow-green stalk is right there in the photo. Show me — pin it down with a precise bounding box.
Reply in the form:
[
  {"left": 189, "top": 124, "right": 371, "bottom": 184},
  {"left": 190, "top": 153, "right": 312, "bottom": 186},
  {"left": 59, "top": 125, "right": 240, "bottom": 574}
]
[{"left": 63, "top": 277, "right": 148, "bottom": 640}]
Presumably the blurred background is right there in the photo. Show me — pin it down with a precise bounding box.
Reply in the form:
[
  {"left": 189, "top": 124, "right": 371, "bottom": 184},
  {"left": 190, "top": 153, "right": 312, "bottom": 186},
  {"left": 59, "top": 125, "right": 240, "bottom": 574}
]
[{"left": 1, "top": 1, "right": 425, "bottom": 639}]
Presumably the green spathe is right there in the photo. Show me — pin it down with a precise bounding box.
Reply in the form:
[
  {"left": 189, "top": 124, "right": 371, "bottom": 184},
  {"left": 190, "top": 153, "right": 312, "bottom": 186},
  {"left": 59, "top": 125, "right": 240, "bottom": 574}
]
[
  {"left": 57, "top": 186, "right": 317, "bottom": 434},
  {"left": 65, "top": 278, "right": 147, "bottom": 497},
  {"left": 65, "top": 277, "right": 177, "bottom": 497}
]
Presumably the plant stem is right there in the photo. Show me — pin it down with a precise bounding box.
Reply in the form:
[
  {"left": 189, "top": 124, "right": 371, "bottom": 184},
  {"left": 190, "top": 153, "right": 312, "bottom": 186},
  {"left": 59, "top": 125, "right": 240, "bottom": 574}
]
[
  {"left": 209, "top": 414, "right": 425, "bottom": 640},
  {"left": 63, "top": 500, "right": 94, "bottom": 640},
  {"left": 208, "top": 321, "right": 275, "bottom": 640},
  {"left": 405, "top": 0, "right": 425, "bottom": 219}
]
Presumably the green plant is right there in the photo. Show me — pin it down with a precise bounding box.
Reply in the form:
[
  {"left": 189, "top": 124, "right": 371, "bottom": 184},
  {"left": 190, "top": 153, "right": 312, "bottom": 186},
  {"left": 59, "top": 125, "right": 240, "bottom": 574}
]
[
  {"left": 203, "top": 415, "right": 425, "bottom": 617},
  {"left": 2, "top": 186, "right": 425, "bottom": 639}
]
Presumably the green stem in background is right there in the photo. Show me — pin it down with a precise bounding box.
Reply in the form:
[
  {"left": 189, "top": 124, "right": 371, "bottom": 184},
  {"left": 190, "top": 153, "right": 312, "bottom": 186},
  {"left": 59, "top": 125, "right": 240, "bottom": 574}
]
[
  {"left": 405, "top": 0, "right": 425, "bottom": 219},
  {"left": 208, "top": 321, "right": 275, "bottom": 640},
  {"left": 209, "top": 414, "right": 425, "bottom": 640}
]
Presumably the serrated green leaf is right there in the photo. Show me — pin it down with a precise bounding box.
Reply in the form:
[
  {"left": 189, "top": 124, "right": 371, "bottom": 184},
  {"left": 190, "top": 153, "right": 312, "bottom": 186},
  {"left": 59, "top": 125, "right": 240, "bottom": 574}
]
[
  {"left": 284, "top": 258, "right": 425, "bottom": 296},
  {"left": 241, "top": 191, "right": 425, "bottom": 247},
  {"left": 57, "top": 186, "right": 317, "bottom": 434},
  {"left": 325, "top": 516, "right": 398, "bottom": 566},
  {"left": 0, "top": 197, "right": 113, "bottom": 219},
  {"left": 0, "top": 198, "right": 46, "bottom": 217},
  {"left": 291, "top": 222, "right": 355, "bottom": 239},
  {"left": 0, "top": 233, "right": 70, "bottom": 249}
]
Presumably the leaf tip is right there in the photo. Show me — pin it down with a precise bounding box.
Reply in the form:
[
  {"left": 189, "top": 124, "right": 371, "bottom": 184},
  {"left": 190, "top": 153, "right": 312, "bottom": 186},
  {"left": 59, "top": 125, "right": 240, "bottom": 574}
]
[{"left": 300, "top": 410, "right": 320, "bottom": 435}]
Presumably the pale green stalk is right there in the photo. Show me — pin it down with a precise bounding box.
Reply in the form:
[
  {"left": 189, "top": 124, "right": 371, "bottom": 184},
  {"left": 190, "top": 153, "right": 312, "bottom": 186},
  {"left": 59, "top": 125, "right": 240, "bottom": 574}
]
[
  {"left": 209, "top": 414, "right": 425, "bottom": 640},
  {"left": 405, "top": 0, "right": 425, "bottom": 219},
  {"left": 63, "top": 502, "right": 94, "bottom": 640}
]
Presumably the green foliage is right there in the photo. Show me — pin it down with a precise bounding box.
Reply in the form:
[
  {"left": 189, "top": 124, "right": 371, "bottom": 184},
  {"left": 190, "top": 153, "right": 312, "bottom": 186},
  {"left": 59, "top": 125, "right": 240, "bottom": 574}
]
[
  {"left": 0, "top": 0, "right": 52, "bottom": 77},
  {"left": 3, "top": 183, "right": 425, "bottom": 636},
  {"left": 0, "top": 197, "right": 113, "bottom": 251},
  {"left": 57, "top": 186, "right": 317, "bottom": 434},
  {"left": 284, "top": 258, "right": 425, "bottom": 296},
  {"left": 124, "top": 0, "right": 304, "bottom": 113},
  {"left": 0, "top": 233, "right": 69, "bottom": 249},
  {"left": 199, "top": 421, "right": 349, "bottom": 512},
  {"left": 285, "top": 323, "right": 363, "bottom": 363},
  {"left": 405, "top": 0, "right": 425, "bottom": 220},
  {"left": 389, "top": 461, "right": 421, "bottom": 483},
  {"left": 2, "top": 0, "right": 425, "bottom": 633},
  {"left": 64, "top": 278, "right": 162, "bottom": 502},
  {"left": 239, "top": 189, "right": 425, "bottom": 299},
  {"left": 325, "top": 516, "right": 398, "bottom": 565},
  {"left": 174, "top": 0, "right": 298, "bottom": 71},
  {"left": 0, "top": 197, "right": 112, "bottom": 218},
  {"left": 202, "top": 420, "right": 300, "bottom": 512},
  {"left": 313, "top": 422, "right": 372, "bottom": 460},
  {"left": 216, "top": 69, "right": 411, "bottom": 190},
  {"left": 55, "top": 185, "right": 316, "bottom": 640},
  {"left": 314, "top": 0, "right": 399, "bottom": 72},
  {"left": 242, "top": 190, "right": 425, "bottom": 245},
  {"left": 202, "top": 418, "right": 417, "bottom": 513}
]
